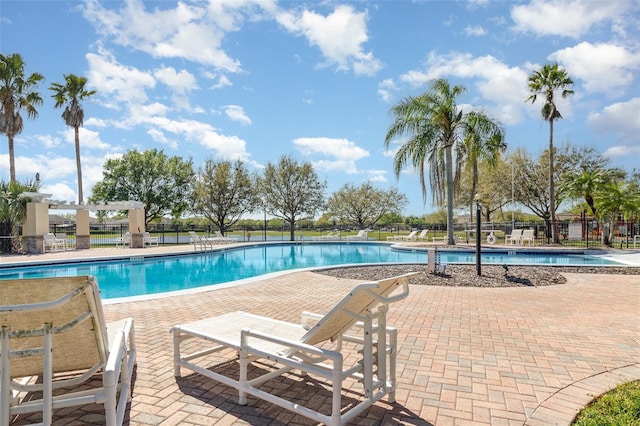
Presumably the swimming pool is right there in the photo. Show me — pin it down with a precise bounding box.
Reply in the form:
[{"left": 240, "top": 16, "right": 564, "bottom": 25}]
[{"left": 0, "top": 242, "right": 621, "bottom": 299}]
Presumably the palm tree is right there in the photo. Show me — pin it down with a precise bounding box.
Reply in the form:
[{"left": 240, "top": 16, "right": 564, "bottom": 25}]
[
  {"left": 596, "top": 181, "right": 640, "bottom": 246},
  {"left": 559, "top": 167, "right": 610, "bottom": 217},
  {"left": 385, "top": 78, "right": 503, "bottom": 245},
  {"left": 526, "top": 63, "right": 574, "bottom": 243},
  {"left": 461, "top": 111, "right": 506, "bottom": 221},
  {"left": 0, "top": 53, "right": 44, "bottom": 183},
  {"left": 50, "top": 74, "right": 96, "bottom": 204}
]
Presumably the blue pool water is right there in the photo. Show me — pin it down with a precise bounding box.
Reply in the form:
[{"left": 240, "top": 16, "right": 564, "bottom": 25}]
[{"left": 0, "top": 243, "right": 619, "bottom": 299}]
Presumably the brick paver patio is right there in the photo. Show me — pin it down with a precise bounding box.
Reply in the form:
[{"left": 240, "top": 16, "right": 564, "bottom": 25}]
[{"left": 4, "top": 246, "right": 640, "bottom": 425}]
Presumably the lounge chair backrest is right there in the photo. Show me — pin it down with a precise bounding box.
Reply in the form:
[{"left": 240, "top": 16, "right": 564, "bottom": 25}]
[
  {"left": 417, "top": 230, "right": 428, "bottom": 238},
  {"left": 521, "top": 229, "right": 534, "bottom": 238},
  {"left": 0, "top": 276, "right": 109, "bottom": 378},
  {"left": 301, "top": 272, "right": 415, "bottom": 346}
]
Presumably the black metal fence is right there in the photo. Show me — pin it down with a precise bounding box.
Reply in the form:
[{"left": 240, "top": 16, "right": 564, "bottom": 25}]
[{"left": 44, "top": 219, "right": 639, "bottom": 249}]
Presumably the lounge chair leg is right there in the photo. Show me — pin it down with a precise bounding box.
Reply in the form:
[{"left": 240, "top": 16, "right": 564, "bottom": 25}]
[
  {"left": 238, "top": 350, "right": 248, "bottom": 405},
  {"left": 173, "top": 332, "right": 182, "bottom": 377}
]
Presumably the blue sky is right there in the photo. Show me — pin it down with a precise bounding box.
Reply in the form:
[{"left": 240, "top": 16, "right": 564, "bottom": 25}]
[{"left": 2, "top": 0, "right": 639, "bottom": 216}]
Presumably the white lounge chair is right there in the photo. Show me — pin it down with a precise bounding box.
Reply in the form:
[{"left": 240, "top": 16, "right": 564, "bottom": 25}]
[
  {"left": 415, "top": 229, "right": 429, "bottom": 241},
  {"left": 312, "top": 231, "right": 340, "bottom": 241},
  {"left": 215, "top": 230, "right": 238, "bottom": 243},
  {"left": 386, "top": 230, "right": 417, "bottom": 241},
  {"left": 43, "top": 233, "right": 66, "bottom": 252},
  {"left": 0, "top": 275, "right": 136, "bottom": 426},
  {"left": 505, "top": 229, "right": 523, "bottom": 245},
  {"left": 172, "top": 272, "right": 417, "bottom": 426},
  {"left": 343, "top": 229, "right": 368, "bottom": 241},
  {"left": 520, "top": 229, "right": 535, "bottom": 246},
  {"left": 114, "top": 232, "right": 131, "bottom": 248},
  {"left": 143, "top": 232, "right": 159, "bottom": 247}
]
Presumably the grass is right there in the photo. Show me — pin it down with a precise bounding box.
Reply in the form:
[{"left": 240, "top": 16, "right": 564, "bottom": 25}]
[{"left": 572, "top": 380, "right": 640, "bottom": 425}]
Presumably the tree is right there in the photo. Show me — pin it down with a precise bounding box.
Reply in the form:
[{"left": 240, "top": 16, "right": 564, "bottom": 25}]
[
  {"left": 510, "top": 149, "right": 552, "bottom": 223},
  {"left": 50, "top": 74, "right": 96, "bottom": 204},
  {"left": 595, "top": 180, "right": 640, "bottom": 246},
  {"left": 526, "top": 63, "right": 574, "bottom": 243},
  {"left": 385, "top": 78, "right": 503, "bottom": 244},
  {"left": 89, "top": 149, "right": 194, "bottom": 225},
  {"left": 259, "top": 155, "right": 326, "bottom": 241},
  {"left": 326, "top": 182, "right": 408, "bottom": 229},
  {"left": 460, "top": 111, "right": 506, "bottom": 221},
  {"left": 0, "top": 179, "right": 37, "bottom": 253},
  {"left": 0, "top": 53, "right": 44, "bottom": 182},
  {"left": 560, "top": 167, "right": 610, "bottom": 217},
  {"left": 190, "top": 159, "right": 258, "bottom": 235}
]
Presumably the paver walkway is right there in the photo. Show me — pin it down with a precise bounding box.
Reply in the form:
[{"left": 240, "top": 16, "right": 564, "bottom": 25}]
[{"left": 3, "top": 246, "right": 639, "bottom": 425}]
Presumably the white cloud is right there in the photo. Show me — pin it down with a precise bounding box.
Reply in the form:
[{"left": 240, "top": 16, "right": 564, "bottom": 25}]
[
  {"left": 81, "top": 0, "right": 244, "bottom": 72},
  {"left": 377, "top": 78, "right": 397, "bottom": 102},
  {"left": 223, "top": 105, "right": 252, "bottom": 125},
  {"left": 463, "top": 25, "right": 487, "bottom": 36},
  {"left": 293, "top": 137, "right": 369, "bottom": 174},
  {"left": 549, "top": 42, "right": 640, "bottom": 96},
  {"left": 154, "top": 66, "right": 197, "bottom": 95},
  {"left": 366, "top": 169, "right": 387, "bottom": 183},
  {"left": 400, "top": 51, "right": 530, "bottom": 125},
  {"left": 65, "top": 128, "right": 112, "bottom": 150},
  {"left": 588, "top": 97, "right": 640, "bottom": 143},
  {"left": 211, "top": 74, "right": 232, "bottom": 90},
  {"left": 511, "top": 0, "right": 633, "bottom": 38},
  {"left": 276, "top": 4, "right": 382, "bottom": 75},
  {"left": 86, "top": 49, "right": 155, "bottom": 106}
]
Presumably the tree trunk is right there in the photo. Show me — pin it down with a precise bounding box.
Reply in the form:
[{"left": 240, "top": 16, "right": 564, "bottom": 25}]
[
  {"left": 445, "top": 144, "right": 455, "bottom": 245},
  {"left": 8, "top": 133, "right": 16, "bottom": 183},
  {"left": 289, "top": 219, "right": 295, "bottom": 241},
  {"left": 548, "top": 118, "right": 558, "bottom": 243},
  {"left": 75, "top": 126, "right": 83, "bottom": 204}
]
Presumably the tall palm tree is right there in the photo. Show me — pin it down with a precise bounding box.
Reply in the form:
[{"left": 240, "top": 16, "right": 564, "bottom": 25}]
[
  {"left": 50, "top": 74, "right": 96, "bottom": 204},
  {"left": 526, "top": 63, "right": 574, "bottom": 243},
  {"left": 385, "top": 78, "right": 503, "bottom": 245},
  {"left": 461, "top": 111, "right": 506, "bottom": 221},
  {"left": 0, "top": 53, "right": 44, "bottom": 183}
]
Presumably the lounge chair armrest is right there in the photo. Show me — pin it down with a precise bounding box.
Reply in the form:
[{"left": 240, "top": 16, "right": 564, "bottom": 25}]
[
  {"left": 300, "top": 311, "right": 323, "bottom": 329},
  {"left": 240, "top": 329, "right": 342, "bottom": 363}
]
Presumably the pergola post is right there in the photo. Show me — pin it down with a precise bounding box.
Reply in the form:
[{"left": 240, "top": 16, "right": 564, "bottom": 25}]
[
  {"left": 76, "top": 209, "right": 91, "bottom": 249},
  {"left": 128, "top": 208, "right": 145, "bottom": 248},
  {"left": 23, "top": 202, "right": 50, "bottom": 254}
]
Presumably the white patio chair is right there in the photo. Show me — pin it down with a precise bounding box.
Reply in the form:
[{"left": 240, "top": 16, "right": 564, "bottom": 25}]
[
  {"left": 0, "top": 276, "right": 136, "bottom": 426},
  {"left": 172, "top": 272, "right": 417, "bottom": 426},
  {"left": 114, "top": 232, "right": 131, "bottom": 248},
  {"left": 505, "top": 229, "right": 523, "bottom": 245},
  {"left": 143, "top": 232, "right": 159, "bottom": 247},
  {"left": 42, "top": 233, "right": 66, "bottom": 252},
  {"left": 520, "top": 229, "right": 535, "bottom": 246}
]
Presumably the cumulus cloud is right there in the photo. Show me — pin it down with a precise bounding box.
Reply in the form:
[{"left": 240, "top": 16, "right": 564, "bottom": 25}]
[
  {"left": 154, "top": 66, "right": 197, "bottom": 95},
  {"left": 276, "top": 4, "right": 382, "bottom": 75},
  {"left": 223, "top": 105, "right": 252, "bottom": 125},
  {"left": 81, "top": 0, "right": 246, "bottom": 72},
  {"left": 463, "top": 25, "right": 487, "bottom": 36},
  {"left": 510, "top": 0, "right": 633, "bottom": 38},
  {"left": 549, "top": 42, "right": 640, "bottom": 96},
  {"left": 400, "top": 51, "right": 530, "bottom": 125},
  {"left": 377, "top": 78, "right": 397, "bottom": 102},
  {"left": 293, "top": 137, "right": 369, "bottom": 174},
  {"left": 86, "top": 49, "right": 155, "bottom": 107},
  {"left": 588, "top": 97, "right": 640, "bottom": 142}
]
